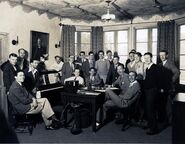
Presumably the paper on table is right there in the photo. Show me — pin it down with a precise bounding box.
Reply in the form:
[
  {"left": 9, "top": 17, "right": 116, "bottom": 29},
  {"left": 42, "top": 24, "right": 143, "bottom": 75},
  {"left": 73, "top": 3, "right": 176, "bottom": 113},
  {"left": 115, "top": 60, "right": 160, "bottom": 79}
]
[{"left": 84, "top": 92, "right": 100, "bottom": 95}]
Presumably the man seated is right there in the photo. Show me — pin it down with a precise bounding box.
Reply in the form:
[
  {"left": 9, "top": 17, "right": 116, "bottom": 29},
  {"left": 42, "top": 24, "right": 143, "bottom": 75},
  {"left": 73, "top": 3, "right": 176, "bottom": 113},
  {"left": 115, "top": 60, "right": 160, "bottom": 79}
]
[
  {"left": 86, "top": 67, "right": 102, "bottom": 87},
  {"left": 103, "top": 71, "right": 141, "bottom": 130},
  {"left": 8, "top": 70, "right": 61, "bottom": 130},
  {"left": 64, "top": 68, "right": 84, "bottom": 86}
]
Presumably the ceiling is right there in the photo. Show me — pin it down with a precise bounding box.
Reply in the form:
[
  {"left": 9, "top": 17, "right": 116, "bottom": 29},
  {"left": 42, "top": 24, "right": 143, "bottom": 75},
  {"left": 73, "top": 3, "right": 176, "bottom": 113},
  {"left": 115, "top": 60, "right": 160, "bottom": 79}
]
[{"left": 3, "top": 0, "right": 185, "bottom": 22}]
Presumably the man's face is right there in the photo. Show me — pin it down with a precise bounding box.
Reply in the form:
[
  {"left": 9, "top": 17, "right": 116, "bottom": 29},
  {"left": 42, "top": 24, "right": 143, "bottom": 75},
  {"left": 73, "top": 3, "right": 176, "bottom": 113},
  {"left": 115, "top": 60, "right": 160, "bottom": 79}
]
[
  {"left": 99, "top": 52, "right": 104, "bottom": 59},
  {"left": 117, "top": 65, "right": 124, "bottom": 76},
  {"left": 144, "top": 54, "right": 152, "bottom": 65},
  {"left": 129, "top": 72, "right": 136, "bottom": 83},
  {"left": 74, "top": 69, "right": 80, "bottom": 77},
  {"left": 129, "top": 53, "right": 135, "bottom": 62},
  {"left": 19, "top": 50, "right": 26, "bottom": 59},
  {"left": 55, "top": 57, "right": 61, "bottom": 64},
  {"left": 9, "top": 56, "right": 17, "bottom": 66},
  {"left": 113, "top": 57, "right": 119, "bottom": 65},
  {"left": 89, "top": 69, "right": 96, "bottom": 76},
  {"left": 107, "top": 52, "right": 112, "bottom": 59},
  {"left": 89, "top": 54, "right": 94, "bottom": 60},
  {"left": 80, "top": 53, "right": 85, "bottom": 59},
  {"left": 69, "top": 56, "right": 74, "bottom": 63},
  {"left": 31, "top": 60, "right": 39, "bottom": 69},
  {"left": 160, "top": 52, "right": 168, "bottom": 62},
  {"left": 15, "top": 72, "right": 25, "bottom": 83},
  {"left": 135, "top": 54, "right": 141, "bottom": 63}
]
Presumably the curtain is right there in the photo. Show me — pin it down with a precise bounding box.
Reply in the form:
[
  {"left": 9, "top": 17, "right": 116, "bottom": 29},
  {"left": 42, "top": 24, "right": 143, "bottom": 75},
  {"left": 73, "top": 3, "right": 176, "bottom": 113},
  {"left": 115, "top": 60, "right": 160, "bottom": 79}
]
[
  {"left": 157, "top": 20, "right": 176, "bottom": 63},
  {"left": 91, "top": 26, "right": 103, "bottom": 56},
  {"left": 61, "top": 25, "right": 76, "bottom": 62}
]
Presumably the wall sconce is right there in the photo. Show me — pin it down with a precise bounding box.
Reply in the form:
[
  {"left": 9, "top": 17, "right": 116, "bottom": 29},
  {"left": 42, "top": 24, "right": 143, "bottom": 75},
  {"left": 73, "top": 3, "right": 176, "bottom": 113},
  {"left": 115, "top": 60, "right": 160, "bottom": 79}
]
[
  {"left": 55, "top": 41, "right": 61, "bottom": 48},
  {"left": 12, "top": 36, "right": 19, "bottom": 45}
]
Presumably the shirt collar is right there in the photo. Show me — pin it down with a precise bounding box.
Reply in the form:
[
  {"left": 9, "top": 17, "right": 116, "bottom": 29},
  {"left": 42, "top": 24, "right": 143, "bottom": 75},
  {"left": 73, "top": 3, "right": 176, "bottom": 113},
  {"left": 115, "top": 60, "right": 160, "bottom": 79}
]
[
  {"left": 16, "top": 81, "right": 22, "bottom": 86},
  {"left": 147, "top": 62, "right": 153, "bottom": 69},
  {"left": 28, "top": 67, "right": 37, "bottom": 73},
  {"left": 163, "top": 60, "right": 167, "bottom": 66}
]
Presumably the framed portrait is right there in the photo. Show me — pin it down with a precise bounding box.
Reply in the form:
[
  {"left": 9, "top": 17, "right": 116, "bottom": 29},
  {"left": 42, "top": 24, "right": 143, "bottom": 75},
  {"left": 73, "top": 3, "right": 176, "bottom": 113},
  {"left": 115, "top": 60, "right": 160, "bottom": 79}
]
[{"left": 30, "top": 31, "right": 49, "bottom": 59}]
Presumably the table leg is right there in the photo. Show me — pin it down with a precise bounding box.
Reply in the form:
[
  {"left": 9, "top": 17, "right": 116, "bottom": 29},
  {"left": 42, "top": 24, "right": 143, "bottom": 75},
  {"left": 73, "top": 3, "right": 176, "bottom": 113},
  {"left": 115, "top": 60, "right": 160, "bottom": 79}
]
[{"left": 92, "top": 102, "right": 96, "bottom": 132}]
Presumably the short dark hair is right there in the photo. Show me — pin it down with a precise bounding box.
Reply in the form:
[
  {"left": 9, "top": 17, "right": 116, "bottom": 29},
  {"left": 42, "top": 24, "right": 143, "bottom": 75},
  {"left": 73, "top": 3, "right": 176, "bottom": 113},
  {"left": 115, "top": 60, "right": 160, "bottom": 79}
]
[
  {"left": 18, "top": 48, "right": 26, "bottom": 53},
  {"left": 135, "top": 52, "right": 142, "bottom": 57},
  {"left": 130, "top": 49, "right": 136, "bottom": 53},
  {"left": 129, "top": 71, "right": 137, "bottom": 78},
  {"left": 144, "top": 52, "right": 153, "bottom": 58},
  {"left": 160, "top": 49, "right": 168, "bottom": 55},
  {"left": 9, "top": 53, "right": 18, "bottom": 58},
  {"left": 129, "top": 51, "right": 135, "bottom": 55},
  {"left": 106, "top": 50, "right": 112, "bottom": 54},
  {"left": 88, "top": 51, "right": 94, "bottom": 55},
  {"left": 30, "top": 58, "right": 39, "bottom": 63},
  {"left": 118, "top": 63, "right": 125, "bottom": 69},
  {"left": 55, "top": 55, "right": 61, "bottom": 59},
  {"left": 113, "top": 55, "right": 120, "bottom": 60},
  {"left": 15, "top": 70, "right": 24, "bottom": 76},
  {"left": 98, "top": 50, "right": 104, "bottom": 55},
  {"left": 80, "top": 51, "right": 85, "bottom": 55}
]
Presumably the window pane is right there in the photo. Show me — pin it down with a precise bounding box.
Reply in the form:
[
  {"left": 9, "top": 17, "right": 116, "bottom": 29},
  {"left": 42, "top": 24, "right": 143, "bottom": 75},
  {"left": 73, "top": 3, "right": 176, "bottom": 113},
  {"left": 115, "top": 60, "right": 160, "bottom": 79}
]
[
  {"left": 136, "top": 29, "right": 148, "bottom": 42},
  {"left": 180, "top": 25, "right": 185, "bottom": 40},
  {"left": 104, "top": 44, "right": 114, "bottom": 52},
  {"left": 152, "top": 28, "right": 157, "bottom": 42},
  {"left": 104, "top": 32, "right": 114, "bottom": 43},
  {"left": 152, "top": 55, "right": 157, "bottom": 64},
  {"left": 136, "top": 43, "right": 148, "bottom": 55},
  {"left": 81, "top": 32, "right": 90, "bottom": 43},
  {"left": 180, "top": 70, "right": 185, "bottom": 85},
  {"left": 152, "top": 42, "right": 157, "bottom": 55},
  {"left": 118, "top": 31, "right": 128, "bottom": 43},
  {"left": 180, "top": 41, "right": 185, "bottom": 54},
  {"left": 119, "top": 56, "right": 127, "bottom": 65},
  {"left": 180, "top": 55, "right": 185, "bottom": 69},
  {"left": 81, "top": 44, "right": 90, "bottom": 55},
  {"left": 118, "top": 44, "right": 128, "bottom": 55}
]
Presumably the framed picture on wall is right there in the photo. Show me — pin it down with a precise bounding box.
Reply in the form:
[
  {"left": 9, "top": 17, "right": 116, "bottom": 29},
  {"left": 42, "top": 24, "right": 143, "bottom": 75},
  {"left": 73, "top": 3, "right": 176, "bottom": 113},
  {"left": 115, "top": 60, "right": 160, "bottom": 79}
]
[{"left": 30, "top": 31, "right": 49, "bottom": 60}]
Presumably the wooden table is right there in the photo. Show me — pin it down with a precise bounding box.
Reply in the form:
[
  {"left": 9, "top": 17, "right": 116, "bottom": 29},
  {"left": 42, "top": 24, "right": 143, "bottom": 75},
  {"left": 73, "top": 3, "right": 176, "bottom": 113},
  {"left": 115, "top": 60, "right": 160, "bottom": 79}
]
[{"left": 60, "top": 90, "right": 105, "bottom": 132}]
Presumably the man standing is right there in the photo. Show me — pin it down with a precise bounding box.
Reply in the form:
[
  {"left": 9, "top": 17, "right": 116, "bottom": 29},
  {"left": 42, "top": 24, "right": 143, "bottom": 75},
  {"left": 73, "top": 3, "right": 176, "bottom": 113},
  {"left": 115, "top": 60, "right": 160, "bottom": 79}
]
[
  {"left": 17, "top": 48, "right": 29, "bottom": 70},
  {"left": 158, "top": 50, "right": 180, "bottom": 125},
  {"left": 3, "top": 53, "right": 19, "bottom": 93},
  {"left": 143, "top": 52, "right": 159, "bottom": 135}
]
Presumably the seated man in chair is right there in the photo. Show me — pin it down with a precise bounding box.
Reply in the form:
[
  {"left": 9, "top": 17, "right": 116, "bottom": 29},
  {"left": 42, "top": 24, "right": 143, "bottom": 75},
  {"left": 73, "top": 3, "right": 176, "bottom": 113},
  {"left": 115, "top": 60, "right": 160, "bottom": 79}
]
[
  {"left": 8, "top": 70, "right": 61, "bottom": 130},
  {"left": 103, "top": 71, "right": 141, "bottom": 130}
]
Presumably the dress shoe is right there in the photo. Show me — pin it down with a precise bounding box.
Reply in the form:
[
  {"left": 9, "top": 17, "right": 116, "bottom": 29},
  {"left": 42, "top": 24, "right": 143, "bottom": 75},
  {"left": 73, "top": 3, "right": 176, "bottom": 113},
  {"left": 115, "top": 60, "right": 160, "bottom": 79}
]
[
  {"left": 45, "top": 124, "right": 59, "bottom": 130},
  {"left": 146, "top": 129, "right": 158, "bottom": 135}
]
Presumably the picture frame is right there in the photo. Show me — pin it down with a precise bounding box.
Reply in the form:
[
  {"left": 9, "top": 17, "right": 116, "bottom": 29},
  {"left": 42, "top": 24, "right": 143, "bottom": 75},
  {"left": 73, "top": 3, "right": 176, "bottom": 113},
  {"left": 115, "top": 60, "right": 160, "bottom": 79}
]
[{"left": 30, "top": 31, "right": 49, "bottom": 60}]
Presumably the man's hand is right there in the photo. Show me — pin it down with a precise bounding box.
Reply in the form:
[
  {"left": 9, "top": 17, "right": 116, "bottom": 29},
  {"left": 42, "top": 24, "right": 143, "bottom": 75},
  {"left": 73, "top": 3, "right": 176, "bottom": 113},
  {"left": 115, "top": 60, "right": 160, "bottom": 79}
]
[{"left": 32, "top": 98, "right": 38, "bottom": 109}]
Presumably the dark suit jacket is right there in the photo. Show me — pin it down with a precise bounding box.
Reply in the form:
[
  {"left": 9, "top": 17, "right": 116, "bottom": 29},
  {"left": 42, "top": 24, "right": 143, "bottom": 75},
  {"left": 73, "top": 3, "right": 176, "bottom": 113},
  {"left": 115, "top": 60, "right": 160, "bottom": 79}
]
[
  {"left": 106, "top": 63, "right": 120, "bottom": 85},
  {"left": 17, "top": 57, "right": 29, "bottom": 70},
  {"left": 86, "top": 74, "right": 102, "bottom": 86},
  {"left": 3, "top": 62, "right": 19, "bottom": 92},
  {"left": 158, "top": 60, "right": 180, "bottom": 91},
  {"left": 75, "top": 58, "right": 90, "bottom": 78},
  {"left": 8, "top": 81, "right": 33, "bottom": 114},
  {"left": 61, "top": 62, "right": 75, "bottom": 84},
  {"left": 144, "top": 64, "right": 159, "bottom": 89},
  {"left": 24, "top": 68, "right": 41, "bottom": 94}
]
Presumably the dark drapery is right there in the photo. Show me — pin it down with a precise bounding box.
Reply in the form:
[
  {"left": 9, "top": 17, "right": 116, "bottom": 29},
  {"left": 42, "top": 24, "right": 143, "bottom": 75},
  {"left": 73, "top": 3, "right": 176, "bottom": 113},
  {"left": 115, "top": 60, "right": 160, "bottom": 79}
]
[
  {"left": 91, "top": 26, "right": 103, "bottom": 54},
  {"left": 157, "top": 20, "right": 176, "bottom": 63},
  {"left": 61, "top": 25, "right": 76, "bottom": 61}
]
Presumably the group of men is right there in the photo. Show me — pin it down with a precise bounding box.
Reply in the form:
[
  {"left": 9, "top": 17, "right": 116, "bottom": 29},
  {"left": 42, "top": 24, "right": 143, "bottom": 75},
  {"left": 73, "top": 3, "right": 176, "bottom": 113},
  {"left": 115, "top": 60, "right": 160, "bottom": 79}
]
[{"left": 0, "top": 48, "right": 180, "bottom": 135}]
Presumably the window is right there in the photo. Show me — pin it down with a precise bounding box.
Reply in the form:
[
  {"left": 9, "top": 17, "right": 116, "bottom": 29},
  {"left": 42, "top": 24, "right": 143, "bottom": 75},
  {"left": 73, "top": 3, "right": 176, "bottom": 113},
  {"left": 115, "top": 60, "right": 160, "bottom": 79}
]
[
  {"left": 179, "top": 25, "right": 185, "bottom": 85},
  {"left": 75, "top": 32, "right": 91, "bottom": 57},
  {"left": 104, "top": 30, "right": 129, "bottom": 64},
  {"left": 136, "top": 28, "right": 157, "bottom": 63}
]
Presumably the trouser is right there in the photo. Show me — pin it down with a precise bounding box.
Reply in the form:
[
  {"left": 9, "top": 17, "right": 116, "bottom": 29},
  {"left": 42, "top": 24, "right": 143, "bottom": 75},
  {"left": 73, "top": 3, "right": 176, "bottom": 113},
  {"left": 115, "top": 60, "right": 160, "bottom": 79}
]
[
  {"left": 27, "top": 98, "right": 54, "bottom": 126},
  {"left": 144, "top": 88, "right": 158, "bottom": 131}
]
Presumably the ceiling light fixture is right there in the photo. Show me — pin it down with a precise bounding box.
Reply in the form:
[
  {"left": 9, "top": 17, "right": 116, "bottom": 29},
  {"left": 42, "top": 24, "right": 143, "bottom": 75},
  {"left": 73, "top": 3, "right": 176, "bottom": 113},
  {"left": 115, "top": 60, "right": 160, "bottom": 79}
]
[{"left": 101, "top": 0, "right": 115, "bottom": 21}]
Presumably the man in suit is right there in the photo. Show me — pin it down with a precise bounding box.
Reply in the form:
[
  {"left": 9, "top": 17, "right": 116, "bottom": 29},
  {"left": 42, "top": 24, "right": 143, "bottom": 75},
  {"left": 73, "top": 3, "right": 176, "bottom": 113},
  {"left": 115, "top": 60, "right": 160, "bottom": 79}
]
[
  {"left": 61, "top": 55, "right": 75, "bottom": 84},
  {"left": 106, "top": 50, "right": 113, "bottom": 64},
  {"left": 17, "top": 48, "right": 29, "bottom": 70},
  {"left": 24, "top": 59, "right": 41, "bottom": 96},
  {"left": 158, "top": 50, "right": 180, "bottom": 125},
  {"left": 86, "top": 67, "right": 101, "bottom": 87},
  {"left": 143, "top": 52, "right": 159, "bottom": 135},
  {"left": 8, "top": 70, "right": 61, "bottom": 130},
  {"left": 3, "top": 53, "right": 19, "bottom": 93},
  {"left": 75, "top": 51, "right": 90, "bottom": 83},
  {"left": 106, "top": 56, "right": 120, "bottom": 85},
  {"left": 88, "top": 51, "right": 95, "bottom": 68}
]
